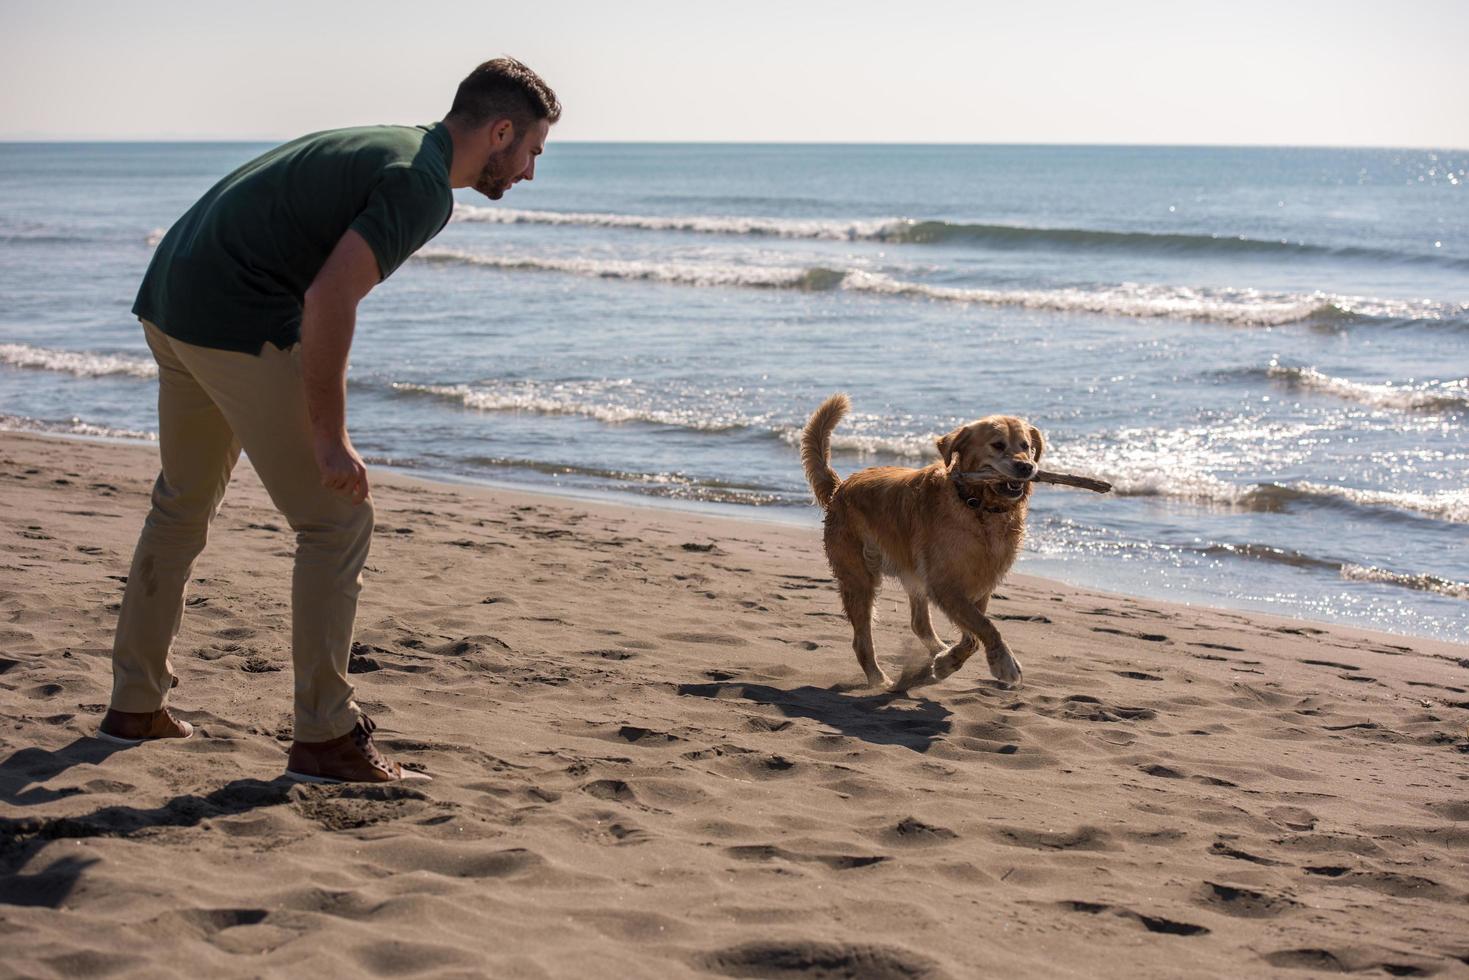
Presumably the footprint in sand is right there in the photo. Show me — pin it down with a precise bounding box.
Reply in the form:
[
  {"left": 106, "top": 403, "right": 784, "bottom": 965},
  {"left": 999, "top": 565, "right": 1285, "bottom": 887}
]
[
  {"left": 716, "top": 754, "right": 798, "bottom": 779},
  {"left": 992, "top": 825, "right": 1114, "bottom": 851},
  {"left": 660, "top": 631, "right": 748, "bottom": 646},
  {"left": 723, "top": 845, "right": 887, "bottom": 870},
  {"left": 1045, "top": 696, "right": 1159, "bottom": 723},
  {"left": 1210, "top": 841, "right": 1283, "bottom": 865},
  {"left": 578, "top": 648, "right": 638, "bottom": 661},
  {"left": 876, "top": 817, "right": 958, "bottom": 847},
  {"left": 290, "top": 783, "right": 432, "bottom": 831},
  {"left": 1324, "top": 871, "right": 1459, "bottom": 902},
  {"left": 699, "top": 941, "right": 946, "bottom": 980},
  {"left": 1093, "top": 627, "right": 1169, "bottom": 642},
  {"left": 1262, "top": 949, "right": 1434, "bottom": 976},
  {"left": 1195, "top": 881, "right": 1297, "bottom": 918},
  {"left": 1057, "top": 901, "right": 1210, "bottom": 937},
  {"left": 610, "top": 725, "right": 681, "bottom": 745}
]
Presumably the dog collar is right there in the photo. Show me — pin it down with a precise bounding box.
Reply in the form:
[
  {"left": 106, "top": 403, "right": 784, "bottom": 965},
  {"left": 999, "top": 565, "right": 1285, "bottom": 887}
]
[{"left": 952, "top": 477, "right": 1013, "bottom": 516}]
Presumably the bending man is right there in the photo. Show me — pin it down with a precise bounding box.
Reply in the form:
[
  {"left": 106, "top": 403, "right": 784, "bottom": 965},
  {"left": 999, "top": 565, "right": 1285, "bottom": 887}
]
[{"left": 99, "top": 57, "right": 559, "bottom": 783}]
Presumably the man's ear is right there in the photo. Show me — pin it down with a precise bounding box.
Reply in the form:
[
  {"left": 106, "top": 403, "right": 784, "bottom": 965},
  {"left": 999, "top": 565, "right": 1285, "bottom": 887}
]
[
  {"left": 936, "top": 426, "right": 970, "bottom": 464},
  {"left": 490, "top": 119, "right": 515, "bottom": 149},
  {"left": 1029, "top": 425, "right": 1045, "bottom": 463}
]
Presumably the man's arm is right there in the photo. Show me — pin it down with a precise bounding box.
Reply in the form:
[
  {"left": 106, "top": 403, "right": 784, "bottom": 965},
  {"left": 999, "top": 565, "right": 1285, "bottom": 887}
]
[{"left": 300, "top": 229, "right": 381, "bottom": 505}]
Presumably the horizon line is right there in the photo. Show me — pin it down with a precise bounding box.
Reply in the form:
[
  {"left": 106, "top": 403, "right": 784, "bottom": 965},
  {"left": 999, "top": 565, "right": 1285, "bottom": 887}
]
[{"left": 1, "top": 136, "right": 1466, "bottom": 152}]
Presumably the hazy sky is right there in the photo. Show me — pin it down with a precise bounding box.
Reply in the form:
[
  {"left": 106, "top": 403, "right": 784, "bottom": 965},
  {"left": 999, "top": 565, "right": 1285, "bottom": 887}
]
[{"left": 2, "top": 0, "right": 1464, "bottom": 145}]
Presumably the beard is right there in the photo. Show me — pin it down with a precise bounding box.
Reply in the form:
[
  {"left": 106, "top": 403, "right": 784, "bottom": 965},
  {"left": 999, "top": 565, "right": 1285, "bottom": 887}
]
[{"left": 473, "top": 146, "right": 519, "bottom": 200}]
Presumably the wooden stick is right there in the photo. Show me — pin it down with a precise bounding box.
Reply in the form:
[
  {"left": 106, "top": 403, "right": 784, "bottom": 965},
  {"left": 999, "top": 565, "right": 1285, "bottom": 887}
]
[
  {"left": 1031, "top": 469, "right": 1113, "bottom": 493},
  {"left": 955, "top": 467, "right": 1113, "bottom": 494}
]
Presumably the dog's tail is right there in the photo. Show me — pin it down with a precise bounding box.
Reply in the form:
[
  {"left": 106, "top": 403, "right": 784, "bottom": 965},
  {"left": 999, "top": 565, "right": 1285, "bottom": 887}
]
[{"left": 801, "top": 393, "right": 849, "bottom": 508}]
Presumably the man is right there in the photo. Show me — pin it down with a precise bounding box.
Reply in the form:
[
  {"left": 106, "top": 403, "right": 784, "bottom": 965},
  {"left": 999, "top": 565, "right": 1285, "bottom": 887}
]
[{"left": 96, "top": 58, "right": 559, "bottom": 784}]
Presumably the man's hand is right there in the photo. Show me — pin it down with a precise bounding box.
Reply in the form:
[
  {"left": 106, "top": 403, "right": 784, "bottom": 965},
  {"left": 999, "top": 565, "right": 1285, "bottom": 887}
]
[
  {"left": 300, "top": 229, "right": 380, "bottom": 506},
  {"left": 314, "top": 432, "right": 370, "bottom": 504}
]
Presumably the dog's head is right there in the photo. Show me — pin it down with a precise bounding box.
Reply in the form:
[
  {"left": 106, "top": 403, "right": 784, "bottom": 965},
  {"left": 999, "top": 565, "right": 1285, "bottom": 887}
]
[{"left": 936, "top": 415, "right": 1045, "bottom": 506}]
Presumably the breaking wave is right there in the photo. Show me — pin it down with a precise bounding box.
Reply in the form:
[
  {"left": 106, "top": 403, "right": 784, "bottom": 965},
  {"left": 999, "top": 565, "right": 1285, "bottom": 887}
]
[
  {"left": 390, "top": 380, "right": 760, "bottom": 432},
  {"left": 1101, "top": 473, "right": 1469, "bottom": 525},
  {"left": 0, "top": 412, "right": 155, "bottom": 441},
  {"left": 452, "top": 205, "right": 901, "bottom": 242},
  {"left": 1339, "top": 564, "right": 1469, "bottom": 601},
  {"left": 0, "top": 343, "right": 158, "bottom": 378},
  {"left": 1202, "top": 543, "right": 1469, "bottom": 601},
  {"left": 386, "top": 379, "right": 942, "bottom": 459},
  {"left": 414, "top": 248, "right": 1465, "bottom": 328},
  {"left": 451, "top": 205, "right": 1469, "bottom": 268},
  {"left": 1262, "top": 362, "right": 1468, "bottom": 413}
]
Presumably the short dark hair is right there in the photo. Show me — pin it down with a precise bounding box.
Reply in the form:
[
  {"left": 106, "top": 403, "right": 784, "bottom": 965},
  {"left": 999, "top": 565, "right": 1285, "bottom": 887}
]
[{"left": 446, "top": 57, "right": 561, "bottom": 129}]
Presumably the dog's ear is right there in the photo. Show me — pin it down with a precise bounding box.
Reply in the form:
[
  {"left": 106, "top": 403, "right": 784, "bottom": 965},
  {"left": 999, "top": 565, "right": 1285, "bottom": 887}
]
[
  {"left": 936, "top": 426, "right": 970, "bottom": 464},
  {"left": 1028, "top": 425, "right": 1045, "bottom": 463}
]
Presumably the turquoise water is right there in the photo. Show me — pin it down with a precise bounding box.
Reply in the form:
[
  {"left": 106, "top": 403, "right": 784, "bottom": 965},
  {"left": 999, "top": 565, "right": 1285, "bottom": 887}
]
[{"left": 1, "top": 141, "right": 1465, "bottom": 641}]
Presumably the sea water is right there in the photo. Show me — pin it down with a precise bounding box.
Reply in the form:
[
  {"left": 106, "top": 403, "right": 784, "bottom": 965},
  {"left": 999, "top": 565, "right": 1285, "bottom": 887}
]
[{"left": 1, "top": 142, "right": 1464, "bottom": 641}]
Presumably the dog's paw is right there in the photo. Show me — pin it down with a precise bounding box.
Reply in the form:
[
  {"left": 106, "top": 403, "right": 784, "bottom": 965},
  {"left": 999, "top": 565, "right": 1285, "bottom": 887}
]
[
  {"left": 885, "top": 660, "right": 937, "bottom": 693},
  {"left": 931, "top": 650, "right": 963, "bottom": 681},
  {"left": 986, "top": 647, "right": 1023, "bottom": 687},
  {"left": 866, "top": 669, "right": 896, "bottom": 690}
]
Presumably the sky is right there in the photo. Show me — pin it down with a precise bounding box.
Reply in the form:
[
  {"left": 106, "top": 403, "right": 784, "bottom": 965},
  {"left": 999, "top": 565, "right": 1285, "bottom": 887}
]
[{"left": 1, "top": 0, "right": 1465, "bottom": 146}]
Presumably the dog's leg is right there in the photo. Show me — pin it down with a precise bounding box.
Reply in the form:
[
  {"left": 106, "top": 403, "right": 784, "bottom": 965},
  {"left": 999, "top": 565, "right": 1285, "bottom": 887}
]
[
  {"left": 928, "top": 591, "right": 1022, "bottom": 687},
  {"left": 906, "top": 591, "right": 946, "bottom": 656},
  {"left": 840, "top": 580, "right": 888, "bottom": 688},
  {"left": 827, "top": 530, "right": 890, "bottom": 688}
]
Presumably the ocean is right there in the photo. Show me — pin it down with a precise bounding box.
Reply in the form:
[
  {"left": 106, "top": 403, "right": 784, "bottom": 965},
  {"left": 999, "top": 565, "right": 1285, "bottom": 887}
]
[{"left": 0, "top": 141, "right": 1465, "bottom": 642}]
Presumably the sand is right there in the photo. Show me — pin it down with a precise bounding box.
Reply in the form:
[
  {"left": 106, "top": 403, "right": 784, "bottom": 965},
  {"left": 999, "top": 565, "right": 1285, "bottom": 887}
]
[{"left": 2, "top": 430, "right": 1467, "bottom": 979}]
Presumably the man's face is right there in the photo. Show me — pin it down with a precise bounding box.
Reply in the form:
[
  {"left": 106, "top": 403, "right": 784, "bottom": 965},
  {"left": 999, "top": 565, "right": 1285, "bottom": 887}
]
[{"left": 473, "top": 118, "right": 550, "bottom": 200}]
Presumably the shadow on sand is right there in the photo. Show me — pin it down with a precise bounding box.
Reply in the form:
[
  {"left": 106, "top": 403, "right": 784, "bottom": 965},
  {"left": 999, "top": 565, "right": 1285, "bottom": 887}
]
[
  {"left": 677, "top": 681, "right": 952, "bottom": 751},
  {"left": 0, "top": 773, "right": 296, "bottom": 906},
  {"left": 0, "top": 737, "right": 141, "bottom": 807}
]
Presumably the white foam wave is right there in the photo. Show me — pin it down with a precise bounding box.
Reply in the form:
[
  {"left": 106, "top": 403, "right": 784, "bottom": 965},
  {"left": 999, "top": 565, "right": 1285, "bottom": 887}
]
[
  {"left": 452, "top": 205, "right": 901, "bottom": 241},
  {"left": 391, "top": 380, "right": 758, "bottom": 431},
  {"left": 414, "top": 248, "right": 1461, "bottom": 327},
  {"left": 1084, "top": 468, "right": 1469, "bottom": 524},
  {"left": 391, "top": 379, "right": 943, "bottom": 457},
  {"left": 772, "top": 427, "right": 938, "bottom": 458},
  {"left": 416, "top": 248, "right": 841, "bottom": 291},
  {"left": 0, "top": 413, "right": 155, "bottom": 441},
  {"left": 1340, "top": 564, "right": 1469, "bottom": 601},
  {"left": 0, "top": 343, "right": 157, "bottom": 379},
  {"left": 1045, "top": 419, "right": 1469, "bottom": 524},
  {"left": 1287, "top": 482, "right": 1469, "bottom": 524},
  {"left": 1266, "top": 362, "right": 1468, "bottom": 412},
  {"left": 843, "top": 273, "right": 1346, "bottom": 325}
]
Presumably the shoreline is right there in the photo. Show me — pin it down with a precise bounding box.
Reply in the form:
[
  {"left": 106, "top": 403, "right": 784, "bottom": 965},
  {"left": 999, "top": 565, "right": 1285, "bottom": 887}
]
[
  {"left": 4, "top": 428, "right": 1469, "bottom": 976},
  {"left": 7, "top": 426, "right": 1461, "bottom": 647}
]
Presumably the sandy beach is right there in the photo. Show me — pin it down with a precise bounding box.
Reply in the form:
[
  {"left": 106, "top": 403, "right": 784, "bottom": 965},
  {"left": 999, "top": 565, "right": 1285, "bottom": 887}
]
[{"left": 2, "top": 429, "right": 1467, "bottom": 978}]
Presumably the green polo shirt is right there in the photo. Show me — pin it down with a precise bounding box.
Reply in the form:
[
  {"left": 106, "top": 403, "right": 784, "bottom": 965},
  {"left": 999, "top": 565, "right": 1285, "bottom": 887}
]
[{"left": 134, "top": 123, "right": 455, "bottom": 353}]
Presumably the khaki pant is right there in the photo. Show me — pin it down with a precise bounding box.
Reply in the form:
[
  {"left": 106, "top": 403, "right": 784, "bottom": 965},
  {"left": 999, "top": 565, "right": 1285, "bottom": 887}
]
[{"left": 110, "top": 320, "right": 373, "bottom": 742}]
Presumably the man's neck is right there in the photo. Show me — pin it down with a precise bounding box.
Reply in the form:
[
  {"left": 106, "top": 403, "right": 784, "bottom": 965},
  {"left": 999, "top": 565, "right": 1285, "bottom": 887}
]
[{"left": 442, "top": 119, "right": 481, "bottom": 189}]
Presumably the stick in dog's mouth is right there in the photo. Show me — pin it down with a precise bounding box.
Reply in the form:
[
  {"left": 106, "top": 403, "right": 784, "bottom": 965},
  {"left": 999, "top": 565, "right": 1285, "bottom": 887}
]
[{"left": 952, "top": 460, "right": 1113, "bottom": 495}]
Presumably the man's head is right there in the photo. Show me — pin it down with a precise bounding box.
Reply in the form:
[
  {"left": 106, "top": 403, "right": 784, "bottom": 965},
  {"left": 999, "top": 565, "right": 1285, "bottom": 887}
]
[{"left": 444, "top": 57, "right": 561, "bottom": 200}]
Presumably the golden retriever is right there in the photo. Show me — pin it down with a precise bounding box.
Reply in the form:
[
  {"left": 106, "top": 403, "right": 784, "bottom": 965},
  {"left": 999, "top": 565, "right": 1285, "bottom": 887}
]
[{"left": 800, "top": 393, "right": 1043, "bottom": 691}]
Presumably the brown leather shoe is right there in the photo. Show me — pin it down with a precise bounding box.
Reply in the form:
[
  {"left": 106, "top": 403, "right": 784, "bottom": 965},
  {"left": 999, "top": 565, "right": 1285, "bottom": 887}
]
[
  {"left": 97, "top": 706, "right": 195, "bottom": 745},
  {"left": 285, "top": 715, "right": 427, "bottom": 784}
]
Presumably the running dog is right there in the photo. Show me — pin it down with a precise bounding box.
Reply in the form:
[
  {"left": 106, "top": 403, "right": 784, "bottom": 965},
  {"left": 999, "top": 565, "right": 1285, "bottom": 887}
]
[{"left": 800, "top": 393, "right": 1042, "bottom": 691}]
